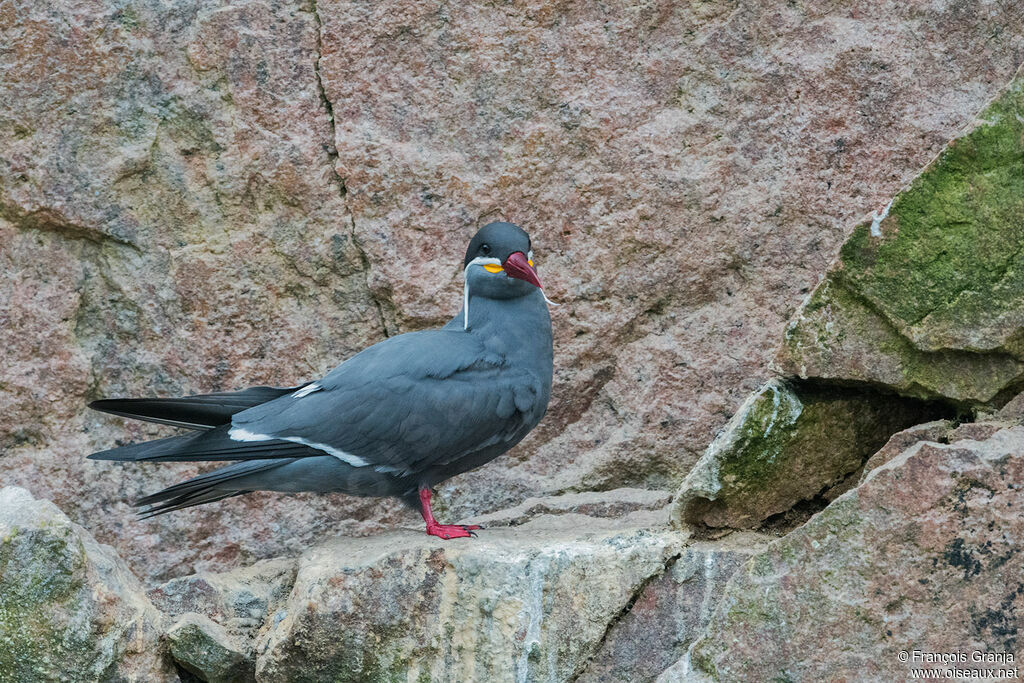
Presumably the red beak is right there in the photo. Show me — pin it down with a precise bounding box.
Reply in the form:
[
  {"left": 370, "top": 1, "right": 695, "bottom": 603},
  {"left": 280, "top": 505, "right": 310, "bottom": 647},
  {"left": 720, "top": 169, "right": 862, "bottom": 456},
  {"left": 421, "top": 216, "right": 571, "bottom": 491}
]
[{"left": 503, "top": 251, "right": 542, "bottom": 288}]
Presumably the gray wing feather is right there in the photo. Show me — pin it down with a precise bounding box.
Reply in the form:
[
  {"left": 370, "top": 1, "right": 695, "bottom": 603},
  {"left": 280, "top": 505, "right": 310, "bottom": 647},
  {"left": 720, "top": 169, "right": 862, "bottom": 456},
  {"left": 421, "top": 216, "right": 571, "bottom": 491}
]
[{"left": 231, "top": 330, "right": 543, "bottom": 473}]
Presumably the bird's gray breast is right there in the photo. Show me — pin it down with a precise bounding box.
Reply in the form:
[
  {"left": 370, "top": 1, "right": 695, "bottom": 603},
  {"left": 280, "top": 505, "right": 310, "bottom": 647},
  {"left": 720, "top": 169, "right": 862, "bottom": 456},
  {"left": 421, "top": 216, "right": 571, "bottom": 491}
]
[{"left": 423, "top": 289, "right": 553, "bottom": 479}]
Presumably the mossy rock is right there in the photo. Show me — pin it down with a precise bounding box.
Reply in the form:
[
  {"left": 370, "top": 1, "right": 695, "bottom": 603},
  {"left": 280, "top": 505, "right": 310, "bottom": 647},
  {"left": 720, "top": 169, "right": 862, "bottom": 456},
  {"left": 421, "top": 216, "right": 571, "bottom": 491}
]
[
  {"left": 778, "top": 74, "right": 1024, "bottom": 404},
  {"left": 686, "top": 426, "right": 1024, "bottom": 681},
  {"left": 671, "top": 380, "right": 949, "bottom": 530},
  {"left": 166, "top": 613, "right": 253, "bottom": 683}
]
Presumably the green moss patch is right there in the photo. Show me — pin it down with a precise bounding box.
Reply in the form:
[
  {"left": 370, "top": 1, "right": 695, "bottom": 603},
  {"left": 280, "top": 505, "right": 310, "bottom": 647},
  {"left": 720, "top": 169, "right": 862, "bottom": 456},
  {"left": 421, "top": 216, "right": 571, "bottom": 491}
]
[{"left": 840, "top": 79, "right": 1024, "bottom": 336}]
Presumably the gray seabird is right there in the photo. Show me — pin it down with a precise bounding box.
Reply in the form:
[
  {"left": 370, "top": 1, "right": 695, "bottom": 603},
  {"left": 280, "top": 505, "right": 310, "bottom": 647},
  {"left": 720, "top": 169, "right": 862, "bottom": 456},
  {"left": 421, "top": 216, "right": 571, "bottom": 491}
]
[{"left": 87, "top": 222, "right": 554, "bottom": 539}]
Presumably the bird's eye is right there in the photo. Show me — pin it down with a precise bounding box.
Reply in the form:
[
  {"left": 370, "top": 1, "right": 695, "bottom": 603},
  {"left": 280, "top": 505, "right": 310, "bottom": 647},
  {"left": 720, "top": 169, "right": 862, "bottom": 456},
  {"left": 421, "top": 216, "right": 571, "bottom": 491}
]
[{"left": 480, "top": 244, "right": 491, "bottom": 255}]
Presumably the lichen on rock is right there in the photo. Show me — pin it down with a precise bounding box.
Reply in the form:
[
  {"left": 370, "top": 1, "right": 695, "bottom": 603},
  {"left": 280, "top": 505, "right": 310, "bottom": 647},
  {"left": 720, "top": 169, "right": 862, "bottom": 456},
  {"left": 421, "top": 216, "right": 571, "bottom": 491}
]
[
  {"left": 166, "top": 613, "right": 252, "bottom": 683},
  {"left": 0, "top": 486, "right": 171, "bottom": 682}
]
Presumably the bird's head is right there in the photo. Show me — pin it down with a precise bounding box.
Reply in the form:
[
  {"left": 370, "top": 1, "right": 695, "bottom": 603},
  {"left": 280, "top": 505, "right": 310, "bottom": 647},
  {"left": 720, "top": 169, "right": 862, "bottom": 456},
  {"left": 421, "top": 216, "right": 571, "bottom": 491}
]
[{"left": 462, "top": 221, "right": 542, "bottom": 300}]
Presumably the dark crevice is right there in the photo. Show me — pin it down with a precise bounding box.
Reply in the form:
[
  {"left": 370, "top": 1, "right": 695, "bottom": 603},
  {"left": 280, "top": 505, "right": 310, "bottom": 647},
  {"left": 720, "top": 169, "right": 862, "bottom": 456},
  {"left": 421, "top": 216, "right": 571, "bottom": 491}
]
[
  {"left": 757, "top": 483, "right": 849, "bottom": 536},
  {"left": 308, "top": 0, "right": 337, "bottom": 165},
  {"left": 307, "top": 0, "right": 392, "bottom": 339},
  {"left": 345, "top": 204, "right": 394, "bottom": 338},
  {"left": 989, "top": 377, "right": 1024, "bottom": 411},
  {"left": 171, "top": 660, "right": 205, "bottom": 682},
  {"left": 683, "top": 376, "right": 963, "bottom": 538},
  {"left": 755, "top": 390, "right": 958, "bottom": 532},
  {"left": 787, "top": 375, "right": 969, "bottom": 419},
  {"left": 569, "top": 551, "right": 682, "bottom": 682}
]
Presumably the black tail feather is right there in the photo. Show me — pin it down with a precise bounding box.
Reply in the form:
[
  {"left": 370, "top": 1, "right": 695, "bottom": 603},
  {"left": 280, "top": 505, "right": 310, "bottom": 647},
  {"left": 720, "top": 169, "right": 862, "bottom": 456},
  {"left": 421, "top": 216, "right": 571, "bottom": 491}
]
[
  {"left": 136, "top": 459, "right": 293, "bottom": 516},
  {"left": 89, "top": 385, "right": 305, "bottom": 430},
  {"left": 135, "top": 459, "right": 292, "bottom": 505},
  {"left": 88, "top": 433, "right": 204, "bottom": 462},
  {"left": 139, "top": 490, "right": 250, "bottom": 518}
]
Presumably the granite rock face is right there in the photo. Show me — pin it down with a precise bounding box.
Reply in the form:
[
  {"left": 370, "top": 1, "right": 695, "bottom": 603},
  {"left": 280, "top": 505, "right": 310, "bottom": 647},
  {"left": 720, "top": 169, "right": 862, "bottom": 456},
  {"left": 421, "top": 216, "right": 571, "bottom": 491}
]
[
  {"left": 149, "top": 557, "right": 298, "bottom": 681},
  {"left": 778, "top": 75, "right": 1024, "bottom": 404},
  {"left": 576, "top": 534, "right": 765, "bottom": 683},
  {"left": 0, "top": 486, "right": 171, "bottom": 682},
  {"left": 254, "top": 522, "right": 685, "bottom": 682},
  {"left": 3, "top": 0, "right": 1024, "bottom": 582},
  {"left": 684, "top": 426, "right": 1024, "bottom": 682},
  {"left": 0, "top": 0, "right": 403, "bottom": 586}
]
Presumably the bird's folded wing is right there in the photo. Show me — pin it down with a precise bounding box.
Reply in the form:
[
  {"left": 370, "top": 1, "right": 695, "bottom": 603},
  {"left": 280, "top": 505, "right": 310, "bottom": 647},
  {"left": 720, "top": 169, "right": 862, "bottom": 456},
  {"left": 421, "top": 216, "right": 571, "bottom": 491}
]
[{"left": 230, "top": 330, "right": 545, "bottom": 474}]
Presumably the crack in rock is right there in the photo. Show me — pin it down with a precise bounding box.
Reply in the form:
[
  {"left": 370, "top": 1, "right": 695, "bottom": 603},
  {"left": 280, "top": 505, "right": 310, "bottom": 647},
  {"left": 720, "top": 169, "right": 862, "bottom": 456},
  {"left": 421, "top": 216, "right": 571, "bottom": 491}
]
[
  {"left": 569, "top": 551, "right": 684, "bottom": 682},
  {"left": 308, "top": 0, "right": 392, "bottom": 338}
]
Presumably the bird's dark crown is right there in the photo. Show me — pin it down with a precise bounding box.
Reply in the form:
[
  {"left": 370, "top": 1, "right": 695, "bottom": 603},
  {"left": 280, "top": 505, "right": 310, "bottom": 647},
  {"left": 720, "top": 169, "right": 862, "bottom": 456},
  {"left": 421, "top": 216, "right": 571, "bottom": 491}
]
[{"left": 463, "top": 222, "right": 532, "bottom": 269}]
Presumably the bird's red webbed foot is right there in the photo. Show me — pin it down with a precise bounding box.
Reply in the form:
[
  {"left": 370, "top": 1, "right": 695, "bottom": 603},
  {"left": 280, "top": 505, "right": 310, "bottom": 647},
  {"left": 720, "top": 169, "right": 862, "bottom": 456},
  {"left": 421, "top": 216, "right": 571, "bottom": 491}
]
[
  {"left": 425, "top": 523, "right": 481, "bottom": 539},
  {"left": 419, "top": 488, "right": 482, "bottom": 540}
]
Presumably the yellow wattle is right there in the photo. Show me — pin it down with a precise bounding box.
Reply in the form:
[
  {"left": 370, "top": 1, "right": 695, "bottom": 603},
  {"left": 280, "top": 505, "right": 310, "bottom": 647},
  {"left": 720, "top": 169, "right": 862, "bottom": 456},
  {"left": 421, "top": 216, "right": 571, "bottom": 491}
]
[{"left": 483, "top": 264, "right": 504, "bottom": 273}]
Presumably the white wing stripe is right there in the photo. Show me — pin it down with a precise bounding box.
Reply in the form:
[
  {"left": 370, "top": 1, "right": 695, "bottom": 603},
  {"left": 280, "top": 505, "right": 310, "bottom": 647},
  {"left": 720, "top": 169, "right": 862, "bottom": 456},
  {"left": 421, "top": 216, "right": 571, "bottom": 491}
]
[
  {"left": 280, "top": 436, "right": 370, "bottom": 467},
  {"left": 292, "top": 383, "right": 321, "bottom": 398},
  {"left": 228, "top": 427, "right": 273, "bottom": 442},
  {"left": 228, "top": 426, "right": 370, "bottom": 467}
]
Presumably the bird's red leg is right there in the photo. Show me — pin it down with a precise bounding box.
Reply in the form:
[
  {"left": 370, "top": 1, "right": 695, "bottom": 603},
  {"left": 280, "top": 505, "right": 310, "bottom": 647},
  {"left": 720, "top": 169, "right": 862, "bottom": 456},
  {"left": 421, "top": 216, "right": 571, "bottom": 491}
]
[{"left": 419, "top": 488, "right": 482, "bottom": 539}]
